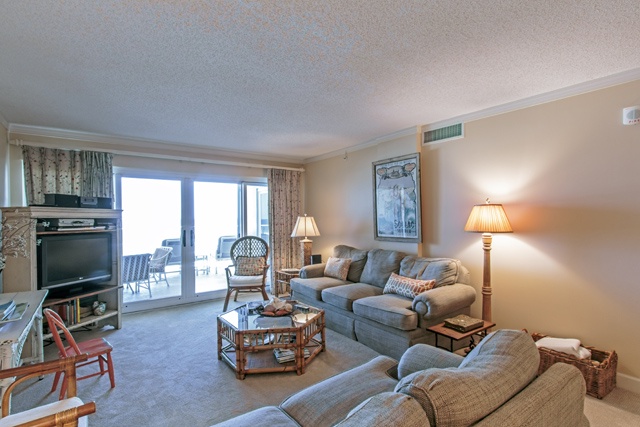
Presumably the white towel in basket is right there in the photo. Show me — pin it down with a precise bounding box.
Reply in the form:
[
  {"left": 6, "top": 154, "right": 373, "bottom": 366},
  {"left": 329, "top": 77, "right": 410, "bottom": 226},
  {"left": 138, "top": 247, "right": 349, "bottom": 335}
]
[{"left": 535, "top": 336, "right": 592, "bottom": 359}]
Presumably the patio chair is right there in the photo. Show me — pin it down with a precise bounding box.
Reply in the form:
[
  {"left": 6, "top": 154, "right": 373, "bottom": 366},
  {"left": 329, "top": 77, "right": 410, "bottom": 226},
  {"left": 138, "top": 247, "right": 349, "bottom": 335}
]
[
  {"left": 122, "top": 253, "right": 151, "bottom": 295},
  {"left": 215, "top": 235, "right": 236, "bottom": 274},
  {"left": 0, "top": 354, "right": 96, "bottom": 426},
  {"left": 149, "top": 246, "right": 173, "bottom": 288},
  {"left": 224, "top": 236, "right": 269, "bottom": 311}
]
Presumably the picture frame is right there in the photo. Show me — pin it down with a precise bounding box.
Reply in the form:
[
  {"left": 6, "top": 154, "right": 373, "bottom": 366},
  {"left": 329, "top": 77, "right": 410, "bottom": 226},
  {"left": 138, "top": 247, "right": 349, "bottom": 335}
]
[{"left": 372, "top": 153, "right": 421, "bottom": 242}]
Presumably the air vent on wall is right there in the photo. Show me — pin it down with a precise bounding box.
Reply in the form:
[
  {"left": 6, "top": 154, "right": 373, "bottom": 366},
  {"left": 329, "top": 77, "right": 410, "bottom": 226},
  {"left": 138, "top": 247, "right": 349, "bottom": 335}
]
[{"left": 423, "top": 123, "right": 464, "bottom": 144}]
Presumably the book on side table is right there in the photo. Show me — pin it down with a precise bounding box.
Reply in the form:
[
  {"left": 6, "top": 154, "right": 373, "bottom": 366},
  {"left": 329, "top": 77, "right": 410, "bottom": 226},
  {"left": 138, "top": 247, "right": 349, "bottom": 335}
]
[{"left": 444, "top": 314, "right": 484, "bottom": 332}]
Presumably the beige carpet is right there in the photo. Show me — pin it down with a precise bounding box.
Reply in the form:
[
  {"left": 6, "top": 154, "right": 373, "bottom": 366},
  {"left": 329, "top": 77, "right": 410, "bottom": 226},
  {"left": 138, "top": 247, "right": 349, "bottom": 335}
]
[{"left": 8, "top": 295, "right": 640, "bottom": 426}]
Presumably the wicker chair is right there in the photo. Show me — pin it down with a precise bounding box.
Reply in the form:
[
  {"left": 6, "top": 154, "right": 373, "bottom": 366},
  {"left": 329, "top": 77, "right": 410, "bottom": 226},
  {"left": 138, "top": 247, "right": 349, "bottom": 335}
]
[{"left": 223, "top": 236, "right": 269, "bottom": 311}]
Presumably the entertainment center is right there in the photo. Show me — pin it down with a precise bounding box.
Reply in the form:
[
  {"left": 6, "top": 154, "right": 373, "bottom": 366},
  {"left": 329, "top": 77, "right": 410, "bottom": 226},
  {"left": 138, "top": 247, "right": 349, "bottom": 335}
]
[{"left": 1, "top": 206, "right": 123, "bottom": 340}]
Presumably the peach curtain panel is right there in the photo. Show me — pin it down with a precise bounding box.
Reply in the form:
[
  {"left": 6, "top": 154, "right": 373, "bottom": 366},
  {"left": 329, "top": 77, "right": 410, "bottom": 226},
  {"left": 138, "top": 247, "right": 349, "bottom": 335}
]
[
  {"left": 21, "top": 146, "right": 113, "bottom": 206},
  {"left": 267, "top": 168, "right": 303, "bottom": 288}
]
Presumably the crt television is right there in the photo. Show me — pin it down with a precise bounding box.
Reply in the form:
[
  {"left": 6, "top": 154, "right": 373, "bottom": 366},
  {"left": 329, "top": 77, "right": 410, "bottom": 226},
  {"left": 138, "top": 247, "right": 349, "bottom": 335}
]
[{"left": 37, "top": 232, "right": 112, "bottom": 291}]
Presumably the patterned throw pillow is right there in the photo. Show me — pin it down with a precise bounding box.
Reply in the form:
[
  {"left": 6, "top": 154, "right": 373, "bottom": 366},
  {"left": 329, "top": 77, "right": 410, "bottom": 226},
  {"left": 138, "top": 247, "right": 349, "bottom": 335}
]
[
  {"left": 383, "top": 272, "right": 436, "bottom": 298},
  {"left": 324, "top": 257, "right": 352, "bottom": 281},
  {"left": 235, "top": 256, "right": 265, "bottom": 276}
]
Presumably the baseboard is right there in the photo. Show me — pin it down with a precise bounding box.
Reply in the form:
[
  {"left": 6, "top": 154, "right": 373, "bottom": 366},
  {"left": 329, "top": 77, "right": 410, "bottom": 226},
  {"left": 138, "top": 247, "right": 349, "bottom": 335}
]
[{"left": 617, "top": 373, "right": 640, "bottom": 395}]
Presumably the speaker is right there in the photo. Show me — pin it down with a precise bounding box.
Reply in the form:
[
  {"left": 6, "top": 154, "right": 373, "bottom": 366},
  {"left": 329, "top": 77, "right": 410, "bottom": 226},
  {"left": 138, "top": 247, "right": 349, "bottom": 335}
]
[
  {"left": 79, "top": 197, "right": 113, "bottom": 209},
  {"left": 623, "top": 106, "right": 640, "bottom": 125},
  {"left": 43, "top": 194, "right": 79, "bottom": 208},
  {"left": 311, "top": 254, "right": 322, "bottom": 264}
]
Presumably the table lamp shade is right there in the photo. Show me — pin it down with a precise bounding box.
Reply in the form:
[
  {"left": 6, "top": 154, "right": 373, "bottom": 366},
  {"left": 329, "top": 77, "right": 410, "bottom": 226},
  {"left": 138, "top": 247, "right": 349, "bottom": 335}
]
[
  {"left": 291, "top": 215, "right": 320, "bottom": 240},
  {"left": 464, "top": 203, "right": 513, "bottom": 233}
]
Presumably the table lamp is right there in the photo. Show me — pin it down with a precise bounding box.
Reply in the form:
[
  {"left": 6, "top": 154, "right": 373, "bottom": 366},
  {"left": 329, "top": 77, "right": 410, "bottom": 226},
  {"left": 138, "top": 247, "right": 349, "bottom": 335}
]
[
  {"left": 291, "top": 214, "right": 320, "bottom": 266},
  {"left": 464, "top": 199, "right": 513, "bottom": 322}
]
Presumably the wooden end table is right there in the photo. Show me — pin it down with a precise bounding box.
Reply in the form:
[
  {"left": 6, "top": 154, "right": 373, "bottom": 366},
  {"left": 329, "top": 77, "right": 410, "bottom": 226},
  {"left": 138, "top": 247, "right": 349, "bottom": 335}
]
[
  {"left": 217, "top": 301, "right": 325, "bottom": 379},
  {"left": 427, "top": 320, "right": 496, "bottom": 353},
  {"left": 274, "top": 268, "right": 300, "bottom": 297}
]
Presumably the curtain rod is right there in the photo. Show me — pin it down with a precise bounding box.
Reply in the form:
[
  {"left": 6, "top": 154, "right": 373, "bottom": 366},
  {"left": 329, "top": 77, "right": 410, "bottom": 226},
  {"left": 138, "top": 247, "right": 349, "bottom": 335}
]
[{"left": 9, "top": 139, "right": 305, "bottom": 172}]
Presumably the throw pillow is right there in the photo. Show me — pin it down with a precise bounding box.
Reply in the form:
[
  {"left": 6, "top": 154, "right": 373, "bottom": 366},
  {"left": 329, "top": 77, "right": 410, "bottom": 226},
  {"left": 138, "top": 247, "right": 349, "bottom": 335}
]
[
  {"left": 235, "top": 256, "right": 265, "bottom": 276},
  {"left": 383, "top": 272, "right": 435, "bottom": 298},
  {"left": 324, "top": 257, "right": 352, "bottom": 280}
]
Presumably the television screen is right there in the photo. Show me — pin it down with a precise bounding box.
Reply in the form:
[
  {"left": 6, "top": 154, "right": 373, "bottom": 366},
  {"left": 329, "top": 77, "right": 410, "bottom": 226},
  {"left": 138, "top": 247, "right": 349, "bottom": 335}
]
[{"left": 37, "top": 232, "right": 112, "bottom": 290}]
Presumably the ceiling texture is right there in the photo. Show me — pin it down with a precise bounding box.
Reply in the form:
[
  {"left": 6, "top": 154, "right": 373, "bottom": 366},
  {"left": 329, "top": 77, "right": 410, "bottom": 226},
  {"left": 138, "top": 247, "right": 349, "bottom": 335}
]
[{"left": 1, "top": 1, "right": 639, "bottom": 163}]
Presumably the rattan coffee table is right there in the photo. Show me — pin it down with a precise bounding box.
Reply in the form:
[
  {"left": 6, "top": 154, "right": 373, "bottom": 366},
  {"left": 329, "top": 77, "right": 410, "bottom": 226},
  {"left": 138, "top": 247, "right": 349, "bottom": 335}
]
[{"left": 217, "top": 302, "right": 325, "bottom": 379}]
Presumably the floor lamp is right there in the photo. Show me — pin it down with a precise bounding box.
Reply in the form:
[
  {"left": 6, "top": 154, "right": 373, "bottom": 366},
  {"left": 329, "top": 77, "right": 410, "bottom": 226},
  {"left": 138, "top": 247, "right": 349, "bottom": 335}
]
[
  {"left": 291, "top": 214, "right": 320, "bottom": 267},
  {"left": 464, "top": 199, "right": 513, "bottom": 322}
]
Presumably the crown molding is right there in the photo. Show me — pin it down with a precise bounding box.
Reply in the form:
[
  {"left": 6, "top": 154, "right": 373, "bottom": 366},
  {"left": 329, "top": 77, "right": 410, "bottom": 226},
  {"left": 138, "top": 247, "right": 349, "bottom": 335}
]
[
  {"left": 424, "top": 67, "right": 640, "bottom": 130},
  {"left": 0, "top": 112, "right": 8, "bottom": 129},
  {"left": 304, "top": 126, "right": 419, "bottom": 163},
  {"left": 7, "top": 123, "right": 303, "bottom": 166}
]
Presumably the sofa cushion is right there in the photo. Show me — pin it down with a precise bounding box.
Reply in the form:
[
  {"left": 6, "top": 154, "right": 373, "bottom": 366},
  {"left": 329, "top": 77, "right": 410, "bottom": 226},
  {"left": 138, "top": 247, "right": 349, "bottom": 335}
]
[
  {"left": 352, "top": 294, "right": 418, "bottom": 331},
  {"left": 360, "top": 249, "right": 405, "bottom": 288},
  {"left": 322, "top": 283, "right": 383, "bottom": 311},
  {"left": 383, "top": 272, "right": 435, "bottom": 298},
  {"left": 290, "top": 277, "right": 349, "bottom": 301},
  {"left": 324, "top": 257, "right": 352, "bottom": 280},
  {"left": 333, "top": 245, "right": 368, "bottom": 282},
  {"left": 395, "top": 329, "right": 540, "bottom": 427},
  {"left": 280, "top": 355, "right": 398, "bottom": 427},
  {"left": 334, "top": 392, "right": 429, "bottom": 427},
  {"left": 399, "top": 256, "right": 463, "bottom": 287},
  {"left": 211, "top": 406, "right": 300, "bottom": 427}
]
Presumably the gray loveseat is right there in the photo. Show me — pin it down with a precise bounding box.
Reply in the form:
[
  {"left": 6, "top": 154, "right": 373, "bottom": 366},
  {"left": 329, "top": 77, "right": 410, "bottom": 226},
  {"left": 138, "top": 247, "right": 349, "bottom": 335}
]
[
  {"left": 289, "top": 245, "right": 476, "bottom": 359},
  {"left": 212, "top": 329, "right": 589, "bottom": 426}
]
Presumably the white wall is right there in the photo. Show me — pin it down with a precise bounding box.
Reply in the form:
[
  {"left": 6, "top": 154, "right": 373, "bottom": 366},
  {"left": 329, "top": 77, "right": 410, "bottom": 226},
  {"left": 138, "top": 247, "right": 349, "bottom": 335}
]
[{"left": 305, "top": 79, "right": 640, "bottom": 388}]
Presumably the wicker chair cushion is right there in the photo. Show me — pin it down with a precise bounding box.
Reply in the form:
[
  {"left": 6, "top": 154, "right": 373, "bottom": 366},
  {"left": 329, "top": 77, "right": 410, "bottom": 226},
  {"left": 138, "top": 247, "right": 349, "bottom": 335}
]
[
  {"left": 235, "top": 256, "right": 265, "bottom": 276},
  {"left": 324, "top": 257, "right": 352, "bottom": 280},
  {"left": 383, "top": 272, "right": 435, "bottom": 299}
]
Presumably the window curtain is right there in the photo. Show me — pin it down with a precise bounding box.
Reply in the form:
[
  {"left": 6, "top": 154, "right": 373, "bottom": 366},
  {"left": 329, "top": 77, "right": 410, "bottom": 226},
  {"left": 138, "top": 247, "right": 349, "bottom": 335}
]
[
  {"left": 22, "top": 146, "right": 113, "bottom": 206},
  {"left": 267, "top": 168, "right": 303, "bottom": 289}
]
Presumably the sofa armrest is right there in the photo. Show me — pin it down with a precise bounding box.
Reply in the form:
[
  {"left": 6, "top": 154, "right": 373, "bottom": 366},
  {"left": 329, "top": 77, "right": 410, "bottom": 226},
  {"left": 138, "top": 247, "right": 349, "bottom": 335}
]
[
  {"left": 412, "top": 283, "right": 476, "bottom": 320},
  {"left": 397, "top": 343, "right": 463, "bottom": 379},
  {"left": 474, "top": 363, "right": 589, "bottom": 427},
  {"left": 299, "top": 263, "right": 326, "bottom": 278}
]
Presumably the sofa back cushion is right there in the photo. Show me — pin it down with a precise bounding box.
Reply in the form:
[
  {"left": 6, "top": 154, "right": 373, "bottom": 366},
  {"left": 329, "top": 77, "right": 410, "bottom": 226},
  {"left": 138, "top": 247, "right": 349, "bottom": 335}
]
[
  {"left": 399, "top": 256, "right": 468, "bottom": 287},
  {"left": 333, "top": 245, "right": 369, "bottom": 282},
  {"left": 334, "top": 392, "right": 429, "bottom": 427},
  {"left": 395, "top": 329, "right": 540, "bottom": 427},
  {"left": 360, "top": 249, "right": 405, "bottom": 288}
]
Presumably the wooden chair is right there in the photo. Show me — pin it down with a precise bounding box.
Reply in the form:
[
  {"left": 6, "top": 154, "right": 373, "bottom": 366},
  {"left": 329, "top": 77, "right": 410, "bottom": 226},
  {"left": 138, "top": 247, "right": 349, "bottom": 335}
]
[
  {"left": 224, "top": 236, "right": 270, "bottom": 311},
  {"left": 43, "top": 309, "right": 115, "bottom": 400},
  {"left": 0, "top": 354, "right": 96, "bottom": 427}
]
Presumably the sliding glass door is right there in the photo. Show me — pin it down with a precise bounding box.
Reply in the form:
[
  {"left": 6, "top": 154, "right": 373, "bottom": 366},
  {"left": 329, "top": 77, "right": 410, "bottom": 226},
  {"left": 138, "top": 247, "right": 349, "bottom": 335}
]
[{"left": 117, "top": 174, "right": 267, "bottom": 312}]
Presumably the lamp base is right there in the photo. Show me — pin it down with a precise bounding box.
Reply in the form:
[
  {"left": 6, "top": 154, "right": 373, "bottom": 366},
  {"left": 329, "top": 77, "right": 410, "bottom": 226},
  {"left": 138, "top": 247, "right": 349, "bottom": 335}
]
[{"left": 300, "top": 239, "right": 312, "bottom": 266}]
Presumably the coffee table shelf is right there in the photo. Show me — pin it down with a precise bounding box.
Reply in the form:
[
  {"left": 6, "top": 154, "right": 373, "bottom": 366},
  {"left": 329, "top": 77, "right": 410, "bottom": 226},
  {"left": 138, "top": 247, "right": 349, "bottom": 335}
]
[{"left": 217, "top": 302, "right": 325, "bottom": 379}]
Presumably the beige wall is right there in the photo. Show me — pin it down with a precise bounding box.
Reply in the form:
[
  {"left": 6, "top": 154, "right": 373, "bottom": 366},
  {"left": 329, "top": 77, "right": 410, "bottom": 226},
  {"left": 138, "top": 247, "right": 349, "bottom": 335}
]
[{"left": 305, "top": 79, "right": 640, "bottom": 386}]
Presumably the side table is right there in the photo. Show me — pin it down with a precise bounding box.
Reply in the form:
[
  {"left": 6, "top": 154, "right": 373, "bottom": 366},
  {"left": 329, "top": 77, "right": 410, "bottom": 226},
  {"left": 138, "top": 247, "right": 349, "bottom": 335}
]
[
  {"left": 274, "top": 268, "right": 300, "bottom": 297},
  {"left": 427, "top": 321, "right": 496, "bottom": 353}
]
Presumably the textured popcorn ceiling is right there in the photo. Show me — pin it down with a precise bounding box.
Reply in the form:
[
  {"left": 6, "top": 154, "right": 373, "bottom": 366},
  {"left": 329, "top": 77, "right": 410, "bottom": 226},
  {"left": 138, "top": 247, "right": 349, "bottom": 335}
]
[{"left": 0, "top": 1, "right": 639, "bottom": 161}]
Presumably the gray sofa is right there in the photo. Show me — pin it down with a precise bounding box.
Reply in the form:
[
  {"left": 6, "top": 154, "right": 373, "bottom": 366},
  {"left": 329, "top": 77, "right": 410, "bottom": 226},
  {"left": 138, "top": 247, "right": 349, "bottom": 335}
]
[
  {"left": 212, "top": 329, "right": 589, "bottom": 426},
  {"left": 289, "top": 245, "right": 477, "bottom": 359}
]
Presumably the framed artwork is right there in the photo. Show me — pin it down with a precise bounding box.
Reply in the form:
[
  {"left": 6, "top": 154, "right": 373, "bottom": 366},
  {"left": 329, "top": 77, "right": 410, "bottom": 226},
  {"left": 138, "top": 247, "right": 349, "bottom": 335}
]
[{"left": 372, "top": 153, "right": 421, "bottom": 242}]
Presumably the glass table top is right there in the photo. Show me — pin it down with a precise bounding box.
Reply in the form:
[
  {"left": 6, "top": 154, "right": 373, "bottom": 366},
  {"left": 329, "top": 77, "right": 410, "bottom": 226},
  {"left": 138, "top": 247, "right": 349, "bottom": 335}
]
[{"left": 219, "top": 300, "right": 321, "bottom": 331}]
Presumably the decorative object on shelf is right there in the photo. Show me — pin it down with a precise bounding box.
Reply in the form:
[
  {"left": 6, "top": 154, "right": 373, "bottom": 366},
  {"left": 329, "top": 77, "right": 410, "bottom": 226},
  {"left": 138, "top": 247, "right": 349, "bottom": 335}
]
[
  {"left": 92, "top": 301, "right": 106, "bottom": 316},
  {"left": 1, "top": 210, "right": 34, "bottom": 259},
  {"left": 464, "top": 199, "right": 513, "bottom": 322},
  {"left": 372, "top": 153, "right": 421, "bottom": 242},
  {"left": 291, "top": 214, "right": 320, "bottom": 266}
]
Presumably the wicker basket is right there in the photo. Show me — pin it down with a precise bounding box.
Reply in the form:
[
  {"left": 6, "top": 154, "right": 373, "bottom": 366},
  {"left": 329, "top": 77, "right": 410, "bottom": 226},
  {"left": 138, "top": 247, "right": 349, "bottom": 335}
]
[{"left": 531, "top": 332, "right": 617, "bottom": 399}]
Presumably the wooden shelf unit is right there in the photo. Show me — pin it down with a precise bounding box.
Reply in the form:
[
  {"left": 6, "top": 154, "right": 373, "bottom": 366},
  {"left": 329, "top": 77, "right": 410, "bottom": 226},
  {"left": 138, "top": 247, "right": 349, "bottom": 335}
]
[{"left": 1, "top": 207, "right": 123, "bottom": 338}]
